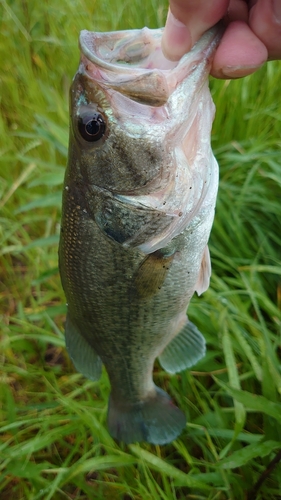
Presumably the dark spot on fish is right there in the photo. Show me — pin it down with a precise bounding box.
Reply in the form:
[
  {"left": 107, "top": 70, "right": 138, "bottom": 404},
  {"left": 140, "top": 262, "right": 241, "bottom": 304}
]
[
  {"left": 102, "top": 225, "right": 128, "bottom": 244},
  {"left": 147, "top": 149, "right": 158, "bottom": 164},
  {"left": 168, "top": 399, "right": 177, "bottom": 408}
]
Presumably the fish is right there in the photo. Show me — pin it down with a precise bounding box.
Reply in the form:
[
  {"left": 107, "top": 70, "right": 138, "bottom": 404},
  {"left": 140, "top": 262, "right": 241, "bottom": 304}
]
[{"left": 59, "top": 25, "right": 221, "bottom": 445}]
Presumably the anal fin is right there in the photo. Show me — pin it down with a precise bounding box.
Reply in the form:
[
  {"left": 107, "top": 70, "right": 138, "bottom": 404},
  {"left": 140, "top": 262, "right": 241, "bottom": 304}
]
[
  {"left": 158, "top": 319, "right": 206, "bottom": 374},
  {"left": 65, "top": 314, "right": 102, "bottom": 381}
]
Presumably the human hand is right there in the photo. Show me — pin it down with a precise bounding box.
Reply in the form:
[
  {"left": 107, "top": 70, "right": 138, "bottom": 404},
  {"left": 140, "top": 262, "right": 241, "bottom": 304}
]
[{"left": 161, "top": 0, "right": 281, "bottom": 78}]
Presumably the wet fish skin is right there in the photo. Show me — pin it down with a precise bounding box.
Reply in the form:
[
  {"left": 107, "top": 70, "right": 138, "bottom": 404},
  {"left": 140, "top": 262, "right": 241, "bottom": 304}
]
[{"left": 59, "top": 26, "right": 221, "bottom": 444}]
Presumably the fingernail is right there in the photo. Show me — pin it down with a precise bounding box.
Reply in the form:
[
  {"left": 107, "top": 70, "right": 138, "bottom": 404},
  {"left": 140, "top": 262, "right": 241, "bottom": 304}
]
[
  {"left": 162, "top": 10, "right": 192, "bottom": 61},
  {"left": 221, "top": 64, "right": 263, "bottom": 78},
  {"left": 167, "top": 9, "right": 186, "bottom": 28}
]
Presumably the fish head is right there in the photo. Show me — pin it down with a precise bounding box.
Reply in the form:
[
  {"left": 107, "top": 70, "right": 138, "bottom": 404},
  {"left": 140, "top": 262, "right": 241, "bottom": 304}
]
[
  {"left": 69, "top": 67, "right": 169, "bottom": 195},
  {"left": 69, "top": 26, "right": 221, "bottom": 199}
]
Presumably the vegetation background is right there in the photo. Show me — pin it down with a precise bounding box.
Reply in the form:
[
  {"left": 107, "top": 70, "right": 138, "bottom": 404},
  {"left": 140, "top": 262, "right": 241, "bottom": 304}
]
[{"left": 1, "top": 0, "right": 281, "bottom": 498}]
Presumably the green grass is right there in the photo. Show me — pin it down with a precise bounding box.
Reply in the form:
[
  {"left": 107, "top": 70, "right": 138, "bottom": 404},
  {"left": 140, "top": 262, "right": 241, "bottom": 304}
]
[{"left": 1, "top": 0, "right": 281, "bottom": 498}]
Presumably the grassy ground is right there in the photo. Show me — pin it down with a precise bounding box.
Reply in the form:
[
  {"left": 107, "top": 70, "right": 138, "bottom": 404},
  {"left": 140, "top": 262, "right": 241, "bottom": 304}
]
[{"left": 1, "top": 0, "right": 281, "bottom": 498}]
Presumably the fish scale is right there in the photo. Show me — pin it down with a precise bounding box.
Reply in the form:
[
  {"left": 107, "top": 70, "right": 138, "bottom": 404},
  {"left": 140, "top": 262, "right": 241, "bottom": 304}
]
[{"left": 59, "top": 25, "right": 222, "bottom": 444}]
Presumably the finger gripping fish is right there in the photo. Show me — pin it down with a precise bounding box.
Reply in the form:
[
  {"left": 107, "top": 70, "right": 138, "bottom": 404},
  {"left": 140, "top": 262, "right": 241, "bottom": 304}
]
[{"left": 59, "top": 26, "right": 221, "bottom": 445}]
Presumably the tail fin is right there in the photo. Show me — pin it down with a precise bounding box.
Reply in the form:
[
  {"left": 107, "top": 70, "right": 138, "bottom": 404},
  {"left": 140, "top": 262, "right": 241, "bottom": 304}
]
[{"left": 107, "top": 386, "right": 186, "bottom": 445}]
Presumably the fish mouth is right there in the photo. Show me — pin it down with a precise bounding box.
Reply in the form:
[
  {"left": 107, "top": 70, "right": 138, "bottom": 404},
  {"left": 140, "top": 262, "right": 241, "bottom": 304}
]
[
  {"left": 79, "top": 28, "right": 174, "bottom": 72},
  {"left": 79, "top": 25, "right": 222, "bottom": 105}
]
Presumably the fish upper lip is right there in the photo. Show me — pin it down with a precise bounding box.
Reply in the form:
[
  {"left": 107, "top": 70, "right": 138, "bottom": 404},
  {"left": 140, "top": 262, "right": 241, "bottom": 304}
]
[
  {"left": 79, "top": 27, "right": 166, "bottom": 74},
  {"left": 79, "top": 25, "right": 222, "bottom": 75}
]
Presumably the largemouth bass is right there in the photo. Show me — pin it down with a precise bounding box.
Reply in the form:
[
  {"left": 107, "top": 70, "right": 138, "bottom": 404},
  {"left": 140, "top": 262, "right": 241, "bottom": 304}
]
[{"left": 59, "top": 26, "right": 221, "bottom": 445}]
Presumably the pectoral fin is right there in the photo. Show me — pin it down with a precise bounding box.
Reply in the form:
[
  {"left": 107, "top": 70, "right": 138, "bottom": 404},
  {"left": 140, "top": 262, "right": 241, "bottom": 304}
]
[
  {"left": 65, "top": 314, "right": 102, "bottom": 381},
  {"left": 133, "top": 250, "right": 175, "bottom": 299},
  {"left": 195, "top": 245, "right": 211, "bottom": 296},
  {"left": 158, "top": 319, "right": 206, "bottom": 373}
]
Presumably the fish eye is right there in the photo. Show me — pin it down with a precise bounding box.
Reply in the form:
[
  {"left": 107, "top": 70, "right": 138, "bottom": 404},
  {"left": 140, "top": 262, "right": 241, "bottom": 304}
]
[{"left": 78, "top": 112, "right": 106, "bottom": 142}]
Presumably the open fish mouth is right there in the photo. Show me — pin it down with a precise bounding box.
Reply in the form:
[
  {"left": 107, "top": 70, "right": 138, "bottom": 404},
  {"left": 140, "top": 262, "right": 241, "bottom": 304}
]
[
  {"left": 80, "top": 28, "right": 173, "bottom": 70},
  {"left": 79, "top": 26, "right": 222, "bottom": 106}
]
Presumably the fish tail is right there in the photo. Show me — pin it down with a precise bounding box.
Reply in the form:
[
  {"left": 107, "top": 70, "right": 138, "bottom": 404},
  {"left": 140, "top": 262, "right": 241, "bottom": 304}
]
[{"left": 107, "top": 386, "right": 186, "bottom": 445}]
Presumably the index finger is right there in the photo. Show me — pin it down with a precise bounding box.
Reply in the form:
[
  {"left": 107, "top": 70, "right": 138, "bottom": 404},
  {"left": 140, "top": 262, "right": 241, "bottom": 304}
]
[{"left": 162, "top": 0, "right": 229, "bottom": 60}]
